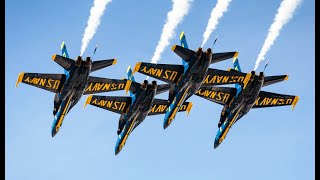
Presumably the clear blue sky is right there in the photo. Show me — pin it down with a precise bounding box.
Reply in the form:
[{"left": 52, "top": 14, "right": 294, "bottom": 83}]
[{"left": 6, "top": 0, "right": 314, "bottom": 179}]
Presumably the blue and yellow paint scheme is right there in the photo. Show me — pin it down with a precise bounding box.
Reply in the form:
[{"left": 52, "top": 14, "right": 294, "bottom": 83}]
[
  {"left": 16, "top": 41, "right": 128, "bottom": 137},
  {"left": 197, "top": 58, "right": 299, "bottom": 149},
  {"left": 84, "top": 67, "right": 192, "bottom": 155},
  {"left": 133, "top": 32, "right": 240, "bottom": 129}
]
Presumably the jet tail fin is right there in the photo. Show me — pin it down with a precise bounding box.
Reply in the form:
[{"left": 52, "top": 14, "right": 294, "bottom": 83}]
[
  {"left": 127, "top": 66, "right": 135, "bottom": 98},
  {"left": 232, "top": 56, "right": 242, "bottom": 93},
  {"left": 179, "top": 32, "right": 189, "bottom": 71},
  {"left": 60, "top": 41, "right": 70, "bottom": 74}
]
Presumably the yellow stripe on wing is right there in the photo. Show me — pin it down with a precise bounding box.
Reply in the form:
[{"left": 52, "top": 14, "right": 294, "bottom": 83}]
[
  {"left": 16, "top": 72, "right": 24, "bottom": 87},
  {"left": 133, "top": 62, "right": 142, "bottom": 74},
  {"left": 292, "top": 96, "right": 299, "bottom": 110}
]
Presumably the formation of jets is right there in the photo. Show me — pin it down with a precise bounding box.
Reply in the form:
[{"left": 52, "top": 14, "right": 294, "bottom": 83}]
[{"left": 16, "top": 32, "right": 299, "bottom": 155}]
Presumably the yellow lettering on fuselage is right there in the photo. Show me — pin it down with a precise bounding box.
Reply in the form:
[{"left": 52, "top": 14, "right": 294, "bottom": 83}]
[
  {"left": 23, "top": 77, "right": 60, "bottom": 90},
  {"left": 141, "top": 66, "right": 178, "bottom": 81},
  {"left": 85, "top": 83, "right": 125, "bottom": 92}
]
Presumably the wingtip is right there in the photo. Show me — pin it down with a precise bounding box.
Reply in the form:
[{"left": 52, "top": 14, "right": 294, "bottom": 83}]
[
  {"left": 133, "top": 62, "right": 141, "bottom": 74},
  {"left": 291, "top": 96, "right": 299, "bottom": 110},
  {"left": 16, "top": 72, "right": 24, "bottom": 87},
  {"left": 171, "top": 45, "right": 177, "bottom": 52},
  {"left": 125, "top": 80, "right": 132, "bottom": 95},
  {"left": 284, "top": 75, "right": 289, "bottom": 80},
  {"left": 186, "top": 102, "right": 193, "bottom": 116},
  {"left": 52, "top": 54, "right": 57, "bottom": 61},
  {"left": 84, "top": 95, "right": 93, "bottom": 108},
  {"left": 112, "top": 59, "right": 117, "bottom": 65}
]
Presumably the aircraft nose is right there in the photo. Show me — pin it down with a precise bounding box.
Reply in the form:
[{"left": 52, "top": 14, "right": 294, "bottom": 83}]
[
  {"left": 51, "top": 130, "right": 57, "bottom": 137},
  {"left": 115, "top": 148, "right": 120, "bottom": 155},
  {"left": 163, "top": 122, "right": 169, "bottom": 129},
  {"left": 214, "top": 139, "right": 220, "bottom": 149}
]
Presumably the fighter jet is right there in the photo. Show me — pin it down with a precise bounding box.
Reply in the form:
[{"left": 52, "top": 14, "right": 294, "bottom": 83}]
[
  {"left": 84, "top": 67, "right": 192, "bottom": 155},
  {"left": 132, "top": 32, "right": 251, "bottom": 129},
  {"left": 16, "top": 42, "right": 131, "bottom": 137},
  {"left": 195, "top": 57, "right": 299, "bottom": 148}
]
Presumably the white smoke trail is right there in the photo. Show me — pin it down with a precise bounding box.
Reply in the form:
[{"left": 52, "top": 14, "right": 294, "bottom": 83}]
[
  {"left": 254, "top": 0, "right": 302, "bottom": 71},
  {"left": 80, "top": 0, "right": 112, "bottom": 56},
  {"left": 201, "top": 0, "right": 232, "bottom": 48},
  {"left": 150, "top": 0, "right": 193, "bottom": 64}
]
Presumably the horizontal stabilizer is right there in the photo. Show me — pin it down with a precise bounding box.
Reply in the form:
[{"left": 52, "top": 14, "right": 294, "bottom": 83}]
[
  {"left": 253, "top": 91, "right": 299, "bottom": 110},
  {"left": 148, "top": 98, "right": 192, "bottom": 116},
  {"left": 126, "top": 81, "right": 141, "bottom": 95},
  {"left": 211, "top": 51, "right": 238, "bottom": 64},
  {"left": 156, "top": 83, "right": 172, "bottom": 95},
  {"left": 171, "top": 45, "right": 194, "bottom": 62},
  {"left": 91, "top": 59, "right": 117, "bottom": 72},
  {"left": 16, "top": 72, "right": 65, "bottom": 93},
  {"left": 84, "top": 76, "right": 130, "bottom": 95},
  {"left": 52, "top": 54, "right": 75, "bottom": 71},
  {"left": 133, "top": 62, "right": 184, "bottom": 83},
  {"left": 202, "top": 68, "right": 251, "bottom": 88},
  {"left": 195, "top": 86, "right": 237, "bottom": 106},
  {"left": 84, "top": 95, "right": 132, "bottom": 114},
  {"left": 263, "top": 75, "right": 288, "bottom": 87}
]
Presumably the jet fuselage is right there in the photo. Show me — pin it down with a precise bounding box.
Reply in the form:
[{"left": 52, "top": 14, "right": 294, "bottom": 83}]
[
  {"left": 164, "top": 48, "right": 212, "bottom": 128},
  {"left": 214, "top": 71, "right": 265, "bottom": 148},
  {"left": 115, "top": 80, "right": 157, "bottom": 155},
  {"left": 51, "top": 56, "right": 92, "bottom": 137}
]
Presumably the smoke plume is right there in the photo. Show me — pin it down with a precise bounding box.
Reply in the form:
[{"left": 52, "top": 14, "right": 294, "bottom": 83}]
[
  {"left": 254, "top": 0, "right": 302, "bottom": 70},
  {"left": 150, "top": 0, "right": 193, "bottom": 64},
  {"left": 80, "top": 0, "right": 112, "bottom": 56},
  {"left": 201, "top": 0, "right": 232, "bottom": 47}
]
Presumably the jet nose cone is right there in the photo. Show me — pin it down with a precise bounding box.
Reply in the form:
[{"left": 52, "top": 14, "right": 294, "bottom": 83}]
[
  {"left": 163, "top": 122, "right": 169, "bottom": 129},
  {"left": 214, "top": 139, "right": 220, "bottom": 149},
  {"left": 51, "top": 130, "right": 57, "bottom": 137},
  {"left": 115, "top": 148, "right": 120, "bottom": 155}
]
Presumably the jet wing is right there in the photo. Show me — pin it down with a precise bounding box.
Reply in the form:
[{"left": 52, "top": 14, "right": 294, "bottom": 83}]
[
  {"left": 263, "top": 75, "right": 288, "bottom": 87},
  {"left": 211, "top": 51, "right": 238, "bottom": 64},
  {"left": 253, "top": 90, "right": 299, "bottom": 110},
  {"left": 148, "top": 98, "right": 193, "bottom": 116},
  {"left": 84, "top": 95, "right": 132, "bottom": 114},
  {"left": 133, "top": 62, "right": 184, "bottom": 83},
  {"left": 91, "top": 59, "right": 117, "bottom": 72},
  {"left": 195, "top": 86, "right": 237, "bottom": 106},
  {"left": 51, "top": 54, "right": 75, "bottom": 71},
  {"left": 84, "top": 76, "right": 130, "bottom": 95},
  {"left": 16, "top": 72, "right": 65, "bottom": 93},
  {"left": 202, "top": 68, "right": 252, "bottom": 88}
]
